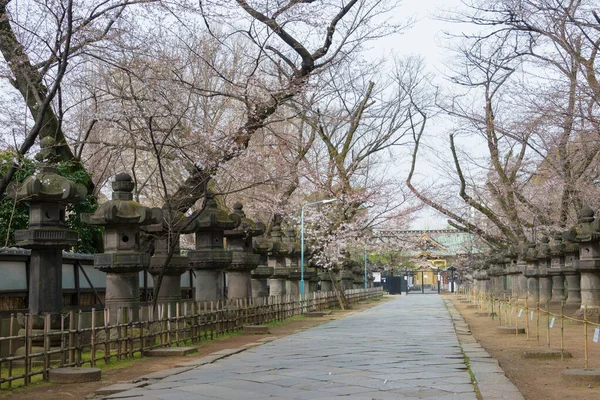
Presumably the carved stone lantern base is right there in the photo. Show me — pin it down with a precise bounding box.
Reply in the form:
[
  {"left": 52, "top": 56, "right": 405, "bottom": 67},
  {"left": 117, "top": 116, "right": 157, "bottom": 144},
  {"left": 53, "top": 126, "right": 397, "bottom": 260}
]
[
  {"left": 305, "top": 268, "right": 319, "bottom": 293},
  {"left": 564, "top": 270, "right": 582, "bottom": 306},
  {"left": 251, "top": 266, "right": 273, "bottom": 298},
  {"left": 149, "top": 254, "right": 189, "bottom": 304},
  {"left": 338, "top": 270, "right": 354, "bottom": 292},
  {"left": 227, "top": 252, "right": 261, "bottom": 300},
  {"left": 319, "top": 271, "right": 333, "bottom": 292},
  {"left": 548, "top": 269, "right": 566, "bottom": 303},
  {"left": 538, "top": 270, "right": 553, "bottom": 305},
  {"left": 269, "top": 267, "right": 289, "bottom": 297},
  {"left": 524, "top": 269, "right": 540, "bottom": 306}
]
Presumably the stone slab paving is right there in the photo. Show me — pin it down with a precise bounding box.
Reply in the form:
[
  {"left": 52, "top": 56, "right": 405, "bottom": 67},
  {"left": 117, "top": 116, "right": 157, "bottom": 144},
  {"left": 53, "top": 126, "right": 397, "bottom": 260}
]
[{"left": 101, "top": 295, "right": 523, "bottom": 400}]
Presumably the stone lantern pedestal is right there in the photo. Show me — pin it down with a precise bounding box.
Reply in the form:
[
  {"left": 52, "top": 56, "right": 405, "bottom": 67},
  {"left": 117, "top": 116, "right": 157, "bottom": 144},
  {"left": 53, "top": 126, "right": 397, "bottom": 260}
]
[
  {"left": 523, "top": 243, "right": 540, "bottom": 306},
  {"left": 266, "top": 224, "right": 291, "bottom": 297},
  {"left": 339, "top": 270, "right": 355, "bottom": 292},
  {"left": 319, "top": 271, "right": 333, "bottom": 292},
  {"left": 549, "top": 234, "right": 567, "bottom": 303},
  {"left": 479, "top": 270, "right": 491, "bottom": 295},
  {"left": 536, "top": 237, "right": 553, "bottom": 305},
  {"left": 305, "top": 268, "right": 319, "bottom": 293},
  {"left": 251, "top": 235, "right": 273, "bottom": 298},
  {"left": 187, "top": 189, "right": 240, "bottom": 303},
  {"left": 571, "top": 206, "right": 600, "bottom": 317},
  {"left": 282, "top": 228, "right": 301, "bottom": 297},
  {"left": 561, "top": 236, "right": 581, "bottom": 306},
  {"left": 524, "top": 268, "right": 540, "bottom": 306},
  {"left": 83, "top": 173, "right": 161, "bottom": 323},
  {"left": 143, "top": 207, "right": 196, "bottom": 304},
  {"left": 224, "top": 204, "right": 264, "bottom": 300},
  {"left": 269, "top": 267, "right": 289, "bottom": 297}
]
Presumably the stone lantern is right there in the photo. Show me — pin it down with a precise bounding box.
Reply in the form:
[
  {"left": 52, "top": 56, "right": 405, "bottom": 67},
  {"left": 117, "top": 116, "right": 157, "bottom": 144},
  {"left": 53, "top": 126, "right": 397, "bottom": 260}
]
[
  {"left": 561, "top": 232, "right": 581, "bottom": 306},
  {"left": 571, "top": 206, "right": 600, "bottom": 317},
  {"left": 523, "top": 242, "right": 540, "bottom": 306},
  {"left": 251, "top": 234, "right": 274, "bottom": 298},
  {"left": 267, "top": 223, "right": 291, "bottom": 297},
  {"left": 283, "top": 227, "right": 301, "bottom": 296},
  {"left": 82, "top": 173, "right": 161, "bottom": 323},
  {"left": 536, "top": 236, "right": 553, "bottom": 304},
  {"left": 487, "top": 253, "right": 504, "bottom": 298},
  {"left": 9, "top": 136, "right": 87, "bottom": 323},
  {"left": 188, "top": 190, "right": 240, "bottom": 302},
  {"left": 549, "top": 234, "right": 567, "bottom": 303},
  {"left": 512, "top": 242, "right": 529, "bottom": 304},
  {"left": 224, "top": 203, "right": 264, "bottom": 299},
  {"left": 143, "top": 206, "right": 196, "bottom": 304}
]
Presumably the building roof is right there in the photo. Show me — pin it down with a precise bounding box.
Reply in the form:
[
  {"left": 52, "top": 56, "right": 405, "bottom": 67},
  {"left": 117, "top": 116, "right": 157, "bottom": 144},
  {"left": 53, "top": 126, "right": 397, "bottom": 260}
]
[{"left": 377, "top": 229, "right": 484, "bottom": 257}]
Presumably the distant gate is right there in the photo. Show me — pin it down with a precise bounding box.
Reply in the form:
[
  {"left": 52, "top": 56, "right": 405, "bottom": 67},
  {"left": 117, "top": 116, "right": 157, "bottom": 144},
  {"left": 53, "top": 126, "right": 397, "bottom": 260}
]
[{"left": 382, "top": 270, "right": 440, "bottom": 295}]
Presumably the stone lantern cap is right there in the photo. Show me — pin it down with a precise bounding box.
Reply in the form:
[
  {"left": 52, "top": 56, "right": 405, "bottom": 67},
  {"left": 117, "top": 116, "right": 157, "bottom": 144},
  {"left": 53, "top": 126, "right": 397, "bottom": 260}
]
[
  {"left": 143, "top": 206, "right": 196, "bottom": 277},
  {"left": 283, "top": 227, "right": 301, "bottom": 254},
  {"left": 225, "top": 203, "right": 264, "bottom": 271},
  {"left": 8, "top": 138, "right": 87, "bottom": 249},
  {"left": 82, "top": 174, "right": 162, "bottom": 227},
  {"left": 536, "top": 236, "right": 551, "bottom": 260},
  {"left": 269, "top": 223, "right": 292, "bottom": 256},
  {"left": 143, "top": 205, "right": 198, "bottom": 235},
  {"left": 573, "top": 205, "right": 600, "bottom": 243},
  {"left": 550, "top": 233, "right": 565, "bottom": 257},
  {"left": 224, "top": 203, "right": 265, "bottom": 241},
  {"left": 190, "top": 190, "right": 241, "bottom": 232},
  {"left": 253, "top": 234, "right": 274, "bottom": 254},
  {"left": 187, "top": 189, "right": 239, "bottom": 270},
  {"left": 82, "top": 173, "right": 162, "bottom": 273},
  {"left": 251, "top": 234, "right": 274, "bottom": 278},
  {"left": 523, "top": 242, "right": 538, "bottom": 263},
  {"left": 9, "top": 165, "right": 87, "bottom": 204}
]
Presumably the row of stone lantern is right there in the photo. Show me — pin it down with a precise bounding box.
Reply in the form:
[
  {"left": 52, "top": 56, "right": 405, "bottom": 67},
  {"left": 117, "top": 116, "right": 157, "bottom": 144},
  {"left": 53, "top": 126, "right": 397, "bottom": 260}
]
[
  {"left": 471, "top": 205, "right": 600, "bottom": 318},
  {"left": 11, "top": 166, "right": 374, "bottom": 326}
]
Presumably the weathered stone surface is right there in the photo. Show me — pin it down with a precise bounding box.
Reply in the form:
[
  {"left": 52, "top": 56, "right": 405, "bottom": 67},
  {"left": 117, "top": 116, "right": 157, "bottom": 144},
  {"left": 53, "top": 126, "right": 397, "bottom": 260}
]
[
  {"left": 110, "top": 296, "right": 523, "bottom": 400},
  {"left": 143, "top": 347, "right": 197, "bottom": 357},
  {"left": 48, "top": 367, "right": 101, "bottom": 383}
]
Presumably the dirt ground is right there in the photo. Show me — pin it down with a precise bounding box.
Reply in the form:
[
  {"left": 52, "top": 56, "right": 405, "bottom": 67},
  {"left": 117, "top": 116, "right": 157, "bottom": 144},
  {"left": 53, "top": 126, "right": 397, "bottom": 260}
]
[
  {"left": 0, "top": 298, "right": 389, "bottom": 400},
  {"left": 446, "top": 295, "right": 600, "bottom": 400}
]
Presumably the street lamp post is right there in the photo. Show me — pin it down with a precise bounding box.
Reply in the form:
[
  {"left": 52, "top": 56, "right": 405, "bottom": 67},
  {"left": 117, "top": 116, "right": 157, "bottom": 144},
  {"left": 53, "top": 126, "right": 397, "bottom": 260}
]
[
  {"left": 364, "top": 248, "right": 368, "bottom": 289},
  {"left": 300, "top": 199, "right": 337, "bottom": 300}
]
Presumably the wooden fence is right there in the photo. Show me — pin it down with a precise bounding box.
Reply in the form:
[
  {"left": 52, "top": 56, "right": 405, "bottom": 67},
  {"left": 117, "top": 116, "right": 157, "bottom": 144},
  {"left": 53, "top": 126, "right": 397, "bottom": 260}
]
[{"left": 0, "top": 287, "right": 383, "bottom": 388}]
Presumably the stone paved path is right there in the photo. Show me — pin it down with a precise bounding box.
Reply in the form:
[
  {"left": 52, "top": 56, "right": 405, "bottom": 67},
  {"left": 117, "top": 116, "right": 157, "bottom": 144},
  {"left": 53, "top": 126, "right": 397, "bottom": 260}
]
[{"left": 104, "top": 296, "right": 498, "bottom": 399}]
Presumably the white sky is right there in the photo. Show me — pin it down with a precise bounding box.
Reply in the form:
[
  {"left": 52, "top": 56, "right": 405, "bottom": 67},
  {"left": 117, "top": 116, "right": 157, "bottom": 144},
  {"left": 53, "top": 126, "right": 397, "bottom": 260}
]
[{"left": 372, "top": 0, "right": 475, "bottom": 230}]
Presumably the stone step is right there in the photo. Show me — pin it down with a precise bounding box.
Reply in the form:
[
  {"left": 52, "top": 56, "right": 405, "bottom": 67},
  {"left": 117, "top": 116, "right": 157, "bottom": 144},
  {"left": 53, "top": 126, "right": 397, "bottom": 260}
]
[
  {"left": 143, "top": 346, "right": 197, "bottom": 357},
  {"left": 243, "top": 325, "right": 270, "bottom": 334},
  {"left": 49, "top": 367, "right": 101, "bottom": 383},
  {"left": 496, "top": 325, "right": 526, "bottom": 334},
  {"left": 523, "top": 349, "right": 572, "bottom": 360},
  {"left": 562, "top": 368, "right": 600, "bottom": 386},
  {"left": 304, "top": 311, "right": 326, "bottom": 317}
]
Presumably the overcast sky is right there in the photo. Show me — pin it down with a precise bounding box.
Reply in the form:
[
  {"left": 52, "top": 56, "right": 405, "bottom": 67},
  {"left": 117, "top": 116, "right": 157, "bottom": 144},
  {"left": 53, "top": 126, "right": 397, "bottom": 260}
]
[{"left": 375, "top": 0, "right": 472, "bottom": 230}]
